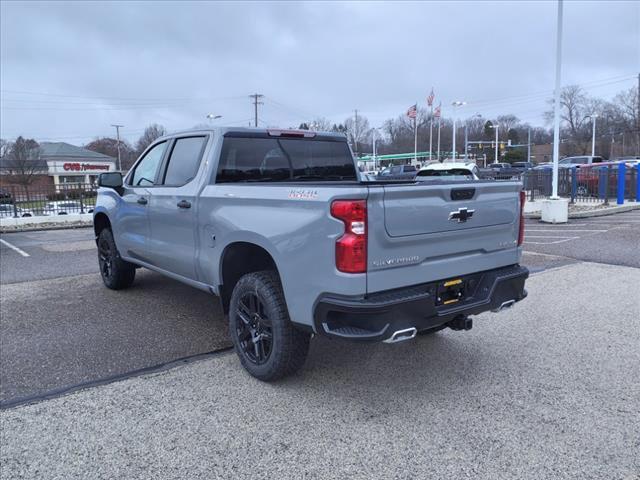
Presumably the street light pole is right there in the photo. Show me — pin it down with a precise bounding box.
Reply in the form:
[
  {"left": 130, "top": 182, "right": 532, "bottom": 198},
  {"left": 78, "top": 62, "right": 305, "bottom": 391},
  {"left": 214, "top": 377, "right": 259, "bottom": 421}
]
[
  {"left": 551, "top": 0, "right": 564, "bottom": 199},
  {"left": 488, "top": 123, "right": 499, "bottom": 164},
  {"left": 589, "top": 114, "right": 598, "bottom": 157},
  {"left": 464, "top": 125, "right": 468, "bottom": 161},
  {"left": 451, "top": 101, "right": 466, "bottom": 160}
]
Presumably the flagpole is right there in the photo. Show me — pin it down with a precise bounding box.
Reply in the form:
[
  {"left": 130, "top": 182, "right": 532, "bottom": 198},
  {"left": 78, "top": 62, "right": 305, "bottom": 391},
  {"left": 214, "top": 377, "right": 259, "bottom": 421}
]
[
  {"left": 437, "top": 117, "right": 441, "bottom": 162},
  {"left": 414, "top": 104, "right": 418, "bottom": 165},
  {"left": 429, "top": 106, "right": 433, "bottom": 162}
]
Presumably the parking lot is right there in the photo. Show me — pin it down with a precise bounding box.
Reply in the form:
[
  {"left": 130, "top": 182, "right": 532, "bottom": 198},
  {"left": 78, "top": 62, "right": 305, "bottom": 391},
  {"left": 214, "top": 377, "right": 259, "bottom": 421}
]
[{"left": 1, "top": 211, "right": 639, "bottom": 478}]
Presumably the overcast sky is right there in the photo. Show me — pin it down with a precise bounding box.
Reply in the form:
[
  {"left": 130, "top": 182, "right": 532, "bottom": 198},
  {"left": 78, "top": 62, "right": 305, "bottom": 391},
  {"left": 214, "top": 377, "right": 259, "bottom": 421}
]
[{"left": 1, "top": 0, "right": 638, "bottom": 145}]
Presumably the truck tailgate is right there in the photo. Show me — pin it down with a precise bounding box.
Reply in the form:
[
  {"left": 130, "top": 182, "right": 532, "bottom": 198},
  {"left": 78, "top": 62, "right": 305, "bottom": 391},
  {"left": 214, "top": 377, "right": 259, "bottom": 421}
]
[{"left": 366, "top": 181, "right": 522, "bottom": 293}]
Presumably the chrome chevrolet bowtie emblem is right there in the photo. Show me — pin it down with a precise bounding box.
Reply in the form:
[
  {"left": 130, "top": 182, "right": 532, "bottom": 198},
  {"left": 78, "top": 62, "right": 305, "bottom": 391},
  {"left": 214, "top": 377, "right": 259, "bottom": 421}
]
[{"left": 449, "top": 207, "right": 475, "bottom": 223}]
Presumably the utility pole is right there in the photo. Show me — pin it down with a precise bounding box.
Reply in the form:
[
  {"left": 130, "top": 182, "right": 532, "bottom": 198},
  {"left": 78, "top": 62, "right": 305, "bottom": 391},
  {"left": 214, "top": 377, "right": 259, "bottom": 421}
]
[
  {"left": 111, "top": 124, "right": 123, "bottom": 171},
  {"left": 249, "top": 93, "right": 264, "bottom": 127},
  {"left": 527, "top": 127, "right": 531, "bottom": 164}
]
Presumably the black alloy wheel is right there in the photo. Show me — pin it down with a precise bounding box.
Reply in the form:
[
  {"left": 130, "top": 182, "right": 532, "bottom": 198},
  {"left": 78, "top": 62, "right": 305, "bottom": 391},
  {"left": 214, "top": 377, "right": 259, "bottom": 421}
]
[
  {"left": 98, "top": 234, "right": 114, "bottom": 281},
  {"left": 235, "top": 292, "right": 273, "bottom": 365}
]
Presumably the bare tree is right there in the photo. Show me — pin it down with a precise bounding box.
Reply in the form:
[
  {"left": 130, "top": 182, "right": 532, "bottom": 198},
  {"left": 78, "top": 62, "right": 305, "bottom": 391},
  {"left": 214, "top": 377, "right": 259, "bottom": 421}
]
[
  {"left": 1, "top": 137, "right": 43, "bottom": 199},
  {"left": 612, "top": 87, "right": 639, "bottom": 155},
  {"left": 0, "top": 138, "right": 9, "bottom": 159},
  {"left": 545, "top": 85, "right": 593, "bottom": 154},
  {"left": 307, "top": 117, "right": 333, "bottom": 132},
  {"left": 85, "top": 137, "right": 136, "bottom": 169},
  {"left": 344, "top": 114, "right": 371, "bottom": 155},
  {"left": 135, "top": 124, "right": 167, "bottom": 156}
]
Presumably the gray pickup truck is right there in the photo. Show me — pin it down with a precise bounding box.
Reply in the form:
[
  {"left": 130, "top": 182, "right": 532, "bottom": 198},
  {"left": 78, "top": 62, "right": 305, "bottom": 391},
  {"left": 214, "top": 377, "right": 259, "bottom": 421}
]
[{"left": 94, "top": 128, "right": 528, "bottom": 381}]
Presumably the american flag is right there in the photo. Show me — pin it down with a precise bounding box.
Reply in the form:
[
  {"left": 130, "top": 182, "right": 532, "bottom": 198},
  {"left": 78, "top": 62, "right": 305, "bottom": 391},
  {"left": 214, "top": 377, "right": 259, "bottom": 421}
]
[
  {"left": 427, "top": 88, "right": 435, "bottom": 107},
  {"left": 406, "top": 104, "right": 417, "bottom": 119},
  {"left": 434, "top": 103, "right": 441, "bottom": 118}
]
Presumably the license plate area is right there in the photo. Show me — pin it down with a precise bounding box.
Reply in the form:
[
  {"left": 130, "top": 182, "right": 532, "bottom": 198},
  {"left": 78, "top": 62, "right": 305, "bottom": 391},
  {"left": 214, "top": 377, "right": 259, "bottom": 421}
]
[{"left": 436, "top": 278, "right": 466, "bottom": 306}]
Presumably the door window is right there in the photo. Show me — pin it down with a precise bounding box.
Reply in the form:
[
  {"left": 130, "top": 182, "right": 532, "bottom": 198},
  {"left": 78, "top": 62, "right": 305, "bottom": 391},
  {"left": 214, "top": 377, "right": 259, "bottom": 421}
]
[
  {"left": 131, "top": 142, "right": 167, "bottom": 187},
  {"left": 162, "top": 136, "right": 207, "bottom": 186}
]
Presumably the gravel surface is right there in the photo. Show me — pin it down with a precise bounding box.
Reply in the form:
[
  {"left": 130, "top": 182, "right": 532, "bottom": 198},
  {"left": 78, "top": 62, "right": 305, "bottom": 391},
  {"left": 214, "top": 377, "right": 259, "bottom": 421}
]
[{"left": 2, "top": 262, "right": 639, "bottom": 480}]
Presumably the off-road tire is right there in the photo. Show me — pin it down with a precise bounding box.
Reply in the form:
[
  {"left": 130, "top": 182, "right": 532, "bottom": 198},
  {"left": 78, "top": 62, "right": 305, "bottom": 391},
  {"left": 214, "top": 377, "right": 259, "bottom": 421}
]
[
  {"left": 97, "top": 228, "right": 136, "bottom": 290},
  {"left": 229, "top": 270, "right": 310, "bottom": 381}
]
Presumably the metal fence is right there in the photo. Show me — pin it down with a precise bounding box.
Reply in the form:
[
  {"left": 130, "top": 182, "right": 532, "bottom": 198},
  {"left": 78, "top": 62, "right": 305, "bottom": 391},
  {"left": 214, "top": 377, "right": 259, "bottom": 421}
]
[
  {"left": 0, "top": 183, "right": 97, "bottom": 218},
  {"left": 480, "top": 164, "right": 639, "bottom": 205}
]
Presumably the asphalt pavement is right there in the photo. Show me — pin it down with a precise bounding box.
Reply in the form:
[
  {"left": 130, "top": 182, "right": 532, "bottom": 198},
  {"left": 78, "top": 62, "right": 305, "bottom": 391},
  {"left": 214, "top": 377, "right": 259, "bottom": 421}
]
[
  {"left": 1, "top": 211, "right": 638, "bottom": 404},
  {"left": 0, "top": 211, "right": 639, "bottom": 478},
  {"left": 1, "top": 261, "right": 638, "bottom": 479}
]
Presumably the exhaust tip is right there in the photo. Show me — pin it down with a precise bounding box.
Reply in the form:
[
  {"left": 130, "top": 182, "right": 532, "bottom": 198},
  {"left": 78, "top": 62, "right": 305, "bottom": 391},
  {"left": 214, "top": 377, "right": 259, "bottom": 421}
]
[
  {"left": 492, "top": 299, "right": 516, "bottom": 313},
  {"left": 383, "top": 327, "right": 417, "bottom": 344}
]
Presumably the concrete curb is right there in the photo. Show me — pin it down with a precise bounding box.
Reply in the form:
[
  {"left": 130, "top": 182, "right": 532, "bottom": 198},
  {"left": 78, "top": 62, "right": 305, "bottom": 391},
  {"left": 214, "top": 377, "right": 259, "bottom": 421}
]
[
  {"left": 1, "top": 222, "right": 93, "bottom": 233},
  {"left": 524, "top": 203, "right": 640, "bottom": 219},
  {"left": 0, "top": 213, "right": 93, "bottom": 233}
]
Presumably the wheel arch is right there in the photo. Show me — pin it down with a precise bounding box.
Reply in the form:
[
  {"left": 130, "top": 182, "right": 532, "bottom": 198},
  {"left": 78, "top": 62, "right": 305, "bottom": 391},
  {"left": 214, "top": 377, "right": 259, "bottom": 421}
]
[
  {"left": 93, "top": 212, "right": 111, "bottom": 238},
  {"left": 219, "top": 241, "right": 281, "bottom": 314}
]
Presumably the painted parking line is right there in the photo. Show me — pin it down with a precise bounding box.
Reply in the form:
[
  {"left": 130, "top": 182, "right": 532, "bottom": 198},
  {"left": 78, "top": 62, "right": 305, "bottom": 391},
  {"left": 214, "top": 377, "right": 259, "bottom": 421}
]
[
  {"left": 525, "top": 229, "right": 607, "bottom": 232},
  {"left": 524, "top": 237, "right": 579, "bottom": 245},
  {"left": 0, "top": 238, "right": 30, "bottom": 257}
]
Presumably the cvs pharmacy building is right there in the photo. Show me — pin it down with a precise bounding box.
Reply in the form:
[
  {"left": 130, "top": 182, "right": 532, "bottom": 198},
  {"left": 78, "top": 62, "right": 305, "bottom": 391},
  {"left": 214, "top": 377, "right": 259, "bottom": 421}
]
[{"left": 42, "top": 142, "right": 116, "bottom": 186}]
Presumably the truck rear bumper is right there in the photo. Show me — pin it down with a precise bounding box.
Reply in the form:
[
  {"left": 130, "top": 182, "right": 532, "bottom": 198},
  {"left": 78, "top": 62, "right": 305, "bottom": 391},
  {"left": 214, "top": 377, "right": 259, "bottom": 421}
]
[{"left": 313, "top": 264, "right": 528, "bottom": 342}]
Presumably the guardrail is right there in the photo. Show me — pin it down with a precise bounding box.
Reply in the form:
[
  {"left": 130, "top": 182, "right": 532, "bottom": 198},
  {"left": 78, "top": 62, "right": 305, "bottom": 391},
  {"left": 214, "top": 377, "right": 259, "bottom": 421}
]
[{"left": 0, "top": 183, "right": 97, "bottom": 218}]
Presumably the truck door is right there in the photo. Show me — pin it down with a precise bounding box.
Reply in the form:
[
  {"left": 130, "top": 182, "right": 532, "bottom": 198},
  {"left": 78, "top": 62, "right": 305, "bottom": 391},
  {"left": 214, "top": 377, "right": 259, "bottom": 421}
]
[
  {"left": 117, "top": 140, "right": 169, "bottom": 262},
  {"left": 147, "top": 135, "right": 209, "bottom": 280}
]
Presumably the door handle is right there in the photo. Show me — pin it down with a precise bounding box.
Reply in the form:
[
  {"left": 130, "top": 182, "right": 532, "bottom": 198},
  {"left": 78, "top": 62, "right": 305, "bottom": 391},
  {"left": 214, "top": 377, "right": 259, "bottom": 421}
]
[
  {"left": 177, "top": 200, "right": 191, "bottom": 209},
  {"left": 137, "top": 197, "right": 148, "bottom": 205}
]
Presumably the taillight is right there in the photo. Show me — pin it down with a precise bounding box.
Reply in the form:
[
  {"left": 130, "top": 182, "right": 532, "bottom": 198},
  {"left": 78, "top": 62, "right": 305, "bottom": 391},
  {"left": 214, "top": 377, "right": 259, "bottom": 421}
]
[
  {"left": 518, "top": 190, "right": 526, "bottom": 246},
  {"left": 331, "top": 199, "right": 367, "bottom": 273}
]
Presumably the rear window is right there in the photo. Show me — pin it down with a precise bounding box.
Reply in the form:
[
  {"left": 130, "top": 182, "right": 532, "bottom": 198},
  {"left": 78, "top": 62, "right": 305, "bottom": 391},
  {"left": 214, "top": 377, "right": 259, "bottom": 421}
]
[
  {"left": 163, "top": 136, "right": 207, "bottom": 186},
  {"left": 417, "top": 168, "right": 473, "bottom": 178},
  {"left": 216, "top": 137, "right": 356, "bottom": 183}
]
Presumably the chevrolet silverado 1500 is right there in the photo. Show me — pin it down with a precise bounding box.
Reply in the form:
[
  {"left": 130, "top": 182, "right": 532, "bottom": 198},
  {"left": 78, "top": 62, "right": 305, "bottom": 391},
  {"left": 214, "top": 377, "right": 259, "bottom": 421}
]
[{"left": 94, "top": 128, "right": 528, "bottom": 381}]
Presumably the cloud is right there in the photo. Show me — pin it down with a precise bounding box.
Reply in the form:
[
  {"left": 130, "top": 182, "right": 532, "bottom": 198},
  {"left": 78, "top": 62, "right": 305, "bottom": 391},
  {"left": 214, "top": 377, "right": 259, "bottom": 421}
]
[{"left": 1, "top": 0, "right": 638, "bottom": 144}]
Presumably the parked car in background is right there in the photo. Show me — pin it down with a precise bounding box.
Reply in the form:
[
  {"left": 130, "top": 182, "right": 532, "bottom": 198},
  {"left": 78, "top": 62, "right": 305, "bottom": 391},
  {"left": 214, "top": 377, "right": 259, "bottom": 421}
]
[
  {"left": 576, "top": 161, "right": 636, "bottom": 196},
  {"left": 559, "top": 155, "right": 604, "bottom": 166},
  {"left": 42, "top": 201, "right": 94, "bottom": 215},
  {"left": 0, "top": 188, "right": 13, "bottom": 203},
  {"left": 377, "top": 164, "right": 418, "bottom": 180},
  {"left": 478, "top": 162, "right": 522, "bottom": 179},
  {"left": 416, "top": 162, "right": 479, "bottom": 181},
  {"left": 511, "top": 162, "right": 534, "bottom": 171},
  {"left": 0, "top": 204, "right": 34, "bottom": 217}
]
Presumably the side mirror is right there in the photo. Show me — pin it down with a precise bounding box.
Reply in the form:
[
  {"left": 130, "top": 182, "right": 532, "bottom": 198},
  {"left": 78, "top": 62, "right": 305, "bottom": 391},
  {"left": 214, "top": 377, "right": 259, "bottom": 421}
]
[{"left": 98, "top": 172, "right": 123, "bottom": 189}]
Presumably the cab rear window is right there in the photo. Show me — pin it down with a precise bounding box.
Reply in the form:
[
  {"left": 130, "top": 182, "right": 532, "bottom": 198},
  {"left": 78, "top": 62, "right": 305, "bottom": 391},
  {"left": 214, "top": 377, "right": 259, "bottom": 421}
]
[{"left": 216, "top": 137, "right": 357, "bottom": 183}]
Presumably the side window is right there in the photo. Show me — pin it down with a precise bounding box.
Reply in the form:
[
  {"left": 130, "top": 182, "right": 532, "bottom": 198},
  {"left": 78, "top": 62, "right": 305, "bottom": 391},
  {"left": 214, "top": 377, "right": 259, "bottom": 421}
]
[
  {"left": 391, "top": 166, "right": 401, "bottom": 174},
  {"left": 131, "top": 142, "right": 167, "bottom": 187},
  {"left": 163, "top": 136, "right": 207, "bottom": 186}
]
